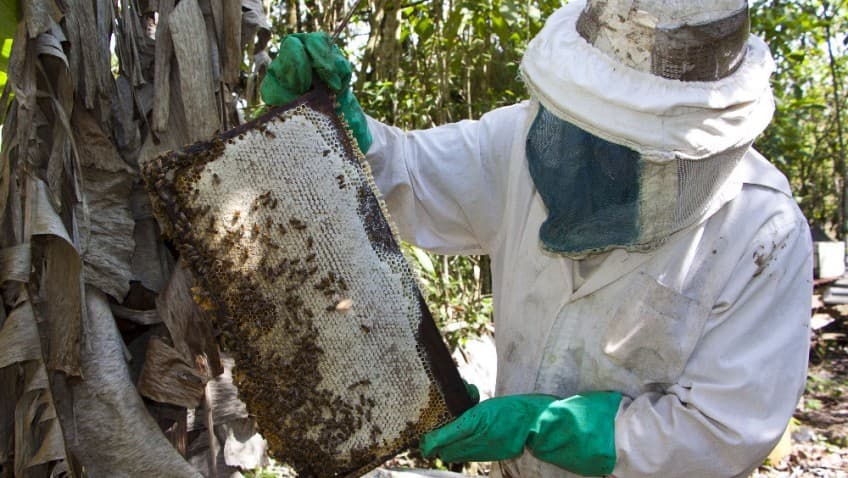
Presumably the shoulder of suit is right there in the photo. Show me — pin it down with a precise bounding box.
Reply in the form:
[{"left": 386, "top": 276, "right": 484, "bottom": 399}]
[
  {"left": 735, "top": 148, "right": 793, "bottom": 197},
  {"left": 720, "top": 149, "right": 809, "bottom": 245}
]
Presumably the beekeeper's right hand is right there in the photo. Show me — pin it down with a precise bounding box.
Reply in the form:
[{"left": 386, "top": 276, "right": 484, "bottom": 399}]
[{"left": 260, "top": 32, "right": 372, "bottom": 154}]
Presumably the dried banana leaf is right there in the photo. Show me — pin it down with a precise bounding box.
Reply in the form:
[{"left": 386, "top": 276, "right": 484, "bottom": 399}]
[{"left": 142, "top": 88, "right": 474, "bottom": 477}]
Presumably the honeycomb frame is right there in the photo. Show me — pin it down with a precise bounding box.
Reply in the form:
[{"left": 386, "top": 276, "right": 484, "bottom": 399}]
[{"left": 141, "top": 87, "right": 475, "bottom": 477}]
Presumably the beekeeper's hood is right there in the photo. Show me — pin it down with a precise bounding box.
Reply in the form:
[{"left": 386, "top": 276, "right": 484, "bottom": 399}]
[{"left": 520, "top": 0, "right": 775, "bottom": 258}]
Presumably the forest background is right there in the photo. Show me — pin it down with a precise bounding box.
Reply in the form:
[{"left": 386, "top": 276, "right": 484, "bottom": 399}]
[{"left": 0, "top": 0, "right": 845, "bottom": 476}]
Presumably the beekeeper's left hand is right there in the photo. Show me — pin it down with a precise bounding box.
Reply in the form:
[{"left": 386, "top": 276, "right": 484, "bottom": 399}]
[{"left": 261, "top": 32, "right": 372, "bottom": 153}]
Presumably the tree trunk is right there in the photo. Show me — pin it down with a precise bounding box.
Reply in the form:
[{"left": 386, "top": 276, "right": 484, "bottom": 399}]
[{"left": 0, "top": 1, "right": 273, "bottom": 476}]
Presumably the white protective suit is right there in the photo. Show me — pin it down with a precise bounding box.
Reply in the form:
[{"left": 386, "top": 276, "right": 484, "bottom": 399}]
[{"left": 363, "top": 2, "right": 813, "bottom": 477}]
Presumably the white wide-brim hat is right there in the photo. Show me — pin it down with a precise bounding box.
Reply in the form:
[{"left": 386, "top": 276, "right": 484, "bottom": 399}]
[{"left": 520, "top": 0, "right": 775, "bottom": 162}]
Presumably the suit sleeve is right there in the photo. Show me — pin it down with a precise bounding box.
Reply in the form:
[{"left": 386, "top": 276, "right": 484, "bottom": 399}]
[
  {"left": 613, "top": 198, "right": 813, "bottom": 477},
  {"left": 363, "top": 103, "right": 527, "bottom": 255}
]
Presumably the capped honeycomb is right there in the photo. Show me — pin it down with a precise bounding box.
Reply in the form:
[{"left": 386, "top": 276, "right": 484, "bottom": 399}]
[{"left": 142, "top": 89, "right": 474, "bottom": 477}]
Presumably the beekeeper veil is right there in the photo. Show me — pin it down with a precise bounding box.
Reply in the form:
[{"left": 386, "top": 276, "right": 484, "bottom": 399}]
[{"left": 520, "top": 0, "right": 775, "bottom": 258}]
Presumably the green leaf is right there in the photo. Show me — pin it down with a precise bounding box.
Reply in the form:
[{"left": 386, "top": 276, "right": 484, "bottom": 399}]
[
  {"left": 788, "top": 51, "right": 806, "bottom": 61},
  {"left": 414, "top": 17, "right": 434, "bottom": 41},
  {"left": 0, "top": 0, "right": 20, "bottom": 91},
  {"left": 499, "top": 0, "right": 523, "bottom": 24},
  {"left": 411, "top": 246, "right": 435, "bottom": 275}
]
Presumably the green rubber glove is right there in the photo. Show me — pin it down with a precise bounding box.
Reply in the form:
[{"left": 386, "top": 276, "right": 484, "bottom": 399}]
[
  {"left": 463, "top": 379, "right": 481, "bottom": 404},
  {"left": 420, "top": 391, "right": 622, "bottom": 477},
  {"left": 261, "top": 32, "right": 373, "bottom": 153}
]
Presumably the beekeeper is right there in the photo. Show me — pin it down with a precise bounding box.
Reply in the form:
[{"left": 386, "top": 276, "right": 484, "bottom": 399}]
[{"left": 261, "top": 0, "right": 813, "bottom": 476}]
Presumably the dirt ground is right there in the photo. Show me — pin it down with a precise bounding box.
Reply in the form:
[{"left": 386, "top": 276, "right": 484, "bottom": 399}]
[{"left": 754, "top": 301, "right": 848, "bottom": 478}]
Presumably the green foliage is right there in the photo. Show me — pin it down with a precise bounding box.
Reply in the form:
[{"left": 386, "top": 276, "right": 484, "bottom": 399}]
[
  {"left": 0, "top": 0, "right": 19, "bottom": 91},
  {"left": 751, "top": 0, "right": 847, "bottom": 232},
  {"left": 806, "top": 372, "right": 846, "bottom": 399},
  {"left": 242, "top": 459, "right": 295, "bottom": 478},
  {"left": 356, "top": 0, "right": 560, "bottom": 129},
  {"left": 405, "top": 244, "right": 493, "bottom": 349},
  {"left": 243, "top": 469, "right": 281, "bottom": 478}
]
